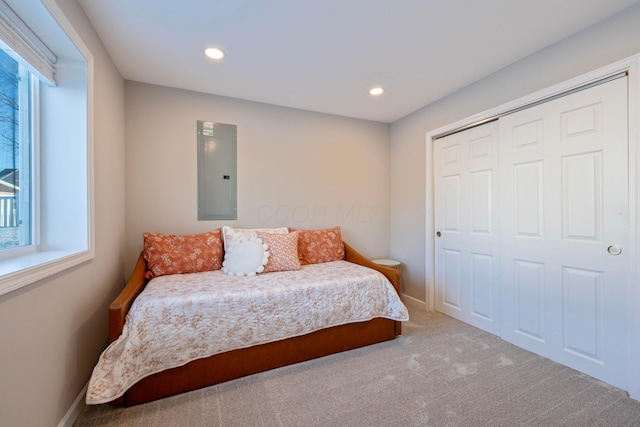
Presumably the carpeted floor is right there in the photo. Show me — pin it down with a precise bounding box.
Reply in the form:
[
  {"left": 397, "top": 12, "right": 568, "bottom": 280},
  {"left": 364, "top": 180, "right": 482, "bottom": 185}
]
[{"left": 75, "top": 307, "right": 640, "bottom": 426}]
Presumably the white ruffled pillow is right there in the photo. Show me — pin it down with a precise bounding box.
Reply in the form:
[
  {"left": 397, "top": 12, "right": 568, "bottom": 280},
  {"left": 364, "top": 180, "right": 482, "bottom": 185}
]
[{"left": 221, "top": 226, "right": 274, "bottom": 276}]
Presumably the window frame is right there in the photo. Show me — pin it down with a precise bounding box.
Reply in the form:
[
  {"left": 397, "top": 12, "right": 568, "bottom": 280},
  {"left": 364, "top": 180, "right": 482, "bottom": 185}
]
[
  {"left": 0, "top": 0, "right": 94, "bottom": 296},
  {"left": 17, "top": 65, "right": 33, "bottom": 249}
]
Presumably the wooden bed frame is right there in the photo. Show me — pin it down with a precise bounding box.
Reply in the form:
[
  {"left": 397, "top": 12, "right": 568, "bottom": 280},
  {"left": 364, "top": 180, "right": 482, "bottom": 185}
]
[{"left": 108, "top": 242, "right": 403, "bottom": 406}]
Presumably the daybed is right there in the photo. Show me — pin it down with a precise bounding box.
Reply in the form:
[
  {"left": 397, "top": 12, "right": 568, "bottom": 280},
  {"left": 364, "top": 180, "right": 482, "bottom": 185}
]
[{"left": 86, "top": 226, "right": 408, "bottom": 406}]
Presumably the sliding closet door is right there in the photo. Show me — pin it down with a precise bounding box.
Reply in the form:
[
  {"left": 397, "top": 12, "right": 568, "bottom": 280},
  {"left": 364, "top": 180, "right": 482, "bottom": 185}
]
[
  {"left": 499, "top": 77, "right": 629, "bottom": 390},
  {"left": 434, "top": 122, "right": 501, "bottom": 335}
]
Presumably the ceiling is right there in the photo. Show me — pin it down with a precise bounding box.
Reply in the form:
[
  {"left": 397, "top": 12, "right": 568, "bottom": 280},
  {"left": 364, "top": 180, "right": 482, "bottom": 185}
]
[{"left": 78, "top": 0, "right": 640, "bottom": 123}]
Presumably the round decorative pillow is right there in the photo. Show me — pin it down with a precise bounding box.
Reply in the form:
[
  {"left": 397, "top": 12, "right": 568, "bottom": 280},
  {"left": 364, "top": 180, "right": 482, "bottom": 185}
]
[{"left": 222, "top": 228, "right": 270, "bottom": 276}]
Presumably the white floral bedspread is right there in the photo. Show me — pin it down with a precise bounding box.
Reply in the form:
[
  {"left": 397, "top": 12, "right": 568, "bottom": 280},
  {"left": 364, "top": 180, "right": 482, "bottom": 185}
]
[{"left": 86, "top": 261, "right": 408, "bottom": 404}]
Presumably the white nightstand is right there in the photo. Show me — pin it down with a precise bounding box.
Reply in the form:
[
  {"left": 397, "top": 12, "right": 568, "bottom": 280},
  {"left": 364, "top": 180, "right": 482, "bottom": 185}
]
[{"left": 371, "top": 258, "right": 401, "bottom": 270}]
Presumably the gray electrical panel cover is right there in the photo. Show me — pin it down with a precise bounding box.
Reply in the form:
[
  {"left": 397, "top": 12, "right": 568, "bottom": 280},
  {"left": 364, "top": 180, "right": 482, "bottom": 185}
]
[{"left": 197, "top": 121, "right": 237, "bottom": 220}]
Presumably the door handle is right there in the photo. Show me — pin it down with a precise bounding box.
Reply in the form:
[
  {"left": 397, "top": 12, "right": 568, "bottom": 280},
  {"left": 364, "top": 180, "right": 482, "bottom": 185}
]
[
  {"left": 607, "top": 245, "right": 622, "bottom": 255},
  {"left": 436, "top": 231, "right": 441, "bottom": 237}
]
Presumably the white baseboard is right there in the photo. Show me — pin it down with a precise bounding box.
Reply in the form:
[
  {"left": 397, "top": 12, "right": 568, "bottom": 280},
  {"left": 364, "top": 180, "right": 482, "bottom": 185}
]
[
  {"left": 401, "top": 293, "right": 428, "bottom": 311},
  {"left": 58, "top": 382, "right": 88, "bottom": 427}
]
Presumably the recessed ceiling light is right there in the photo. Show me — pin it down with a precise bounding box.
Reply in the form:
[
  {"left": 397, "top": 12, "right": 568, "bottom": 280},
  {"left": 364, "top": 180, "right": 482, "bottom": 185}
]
[
  {"left": 369, "top": 87, "right": 384, "bottom": 95},
  {"left": 205, "top": 47, "right": 225, "bottom": 60}
]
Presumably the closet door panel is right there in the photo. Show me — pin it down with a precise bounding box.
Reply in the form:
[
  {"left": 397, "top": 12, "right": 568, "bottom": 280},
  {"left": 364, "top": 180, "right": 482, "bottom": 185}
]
[
  {"left": 471, "top": 252, "right": 494, "bottom": 321},
  {"left": 434, "top": 122, "right": 500, "bottom": 334},
  {"left": 499, "top": 77, "right": 629, "bottom": 390}
]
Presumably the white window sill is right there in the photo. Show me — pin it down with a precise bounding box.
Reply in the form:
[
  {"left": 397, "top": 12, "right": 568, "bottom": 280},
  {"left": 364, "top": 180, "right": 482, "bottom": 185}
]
[{"left": 0, "top": 248, "right": 94, "bottom": 296}]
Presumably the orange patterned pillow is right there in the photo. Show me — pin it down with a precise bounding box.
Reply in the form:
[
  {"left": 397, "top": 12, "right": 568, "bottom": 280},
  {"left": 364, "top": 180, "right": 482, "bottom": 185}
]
[
  {"left": 143, "top": 229, "right": 223, "bottom": 278},
  {"left": 256, "top": 231, "right": 301, "bottom": 272},
  {"left": 292, "top": 226, "right": 345, "bottom": 265}
]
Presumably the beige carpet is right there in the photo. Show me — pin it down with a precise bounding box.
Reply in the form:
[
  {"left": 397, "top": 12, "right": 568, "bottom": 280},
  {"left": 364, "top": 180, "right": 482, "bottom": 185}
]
[{"left": 75, "top": 307, "right": 640, "bottom": 426}]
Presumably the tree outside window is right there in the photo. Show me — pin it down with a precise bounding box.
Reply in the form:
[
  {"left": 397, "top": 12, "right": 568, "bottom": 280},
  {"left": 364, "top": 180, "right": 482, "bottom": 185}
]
[{"left": 0, "top": 49, "right": 28, "bottom": 250}]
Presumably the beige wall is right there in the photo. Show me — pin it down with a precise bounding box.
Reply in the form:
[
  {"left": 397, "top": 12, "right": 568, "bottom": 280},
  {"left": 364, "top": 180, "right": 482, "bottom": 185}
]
[
  {"left": 124, "top": 82, "right": 390, "bottom": 275},
  {"left": 390, "top": 3, "right": 640, "bottom": 306},
  {"left": 0, "top": 1, "right": 126, "bottom": 426}
]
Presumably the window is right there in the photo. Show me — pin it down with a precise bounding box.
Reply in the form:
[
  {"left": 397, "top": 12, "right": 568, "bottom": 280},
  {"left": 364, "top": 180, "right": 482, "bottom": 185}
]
[
  {"left": 0, "top": 0, "right": 93, "bottom": 295},
  {"left": 0, "top": 49, "right": 31, "bottom": 253}
]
